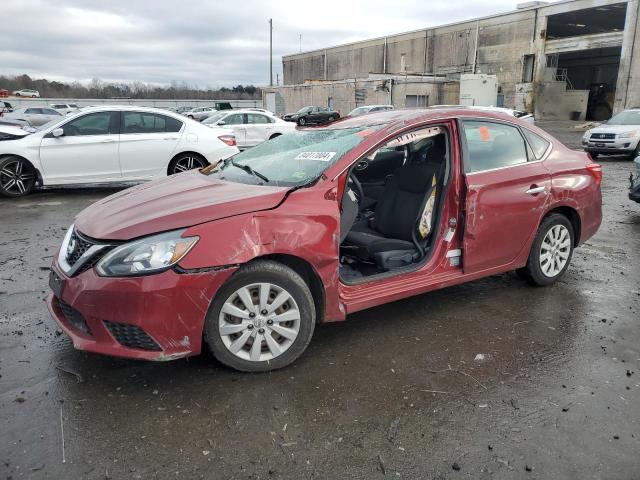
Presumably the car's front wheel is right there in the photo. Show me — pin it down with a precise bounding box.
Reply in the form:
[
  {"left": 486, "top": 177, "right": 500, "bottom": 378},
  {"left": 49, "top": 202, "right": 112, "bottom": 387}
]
[
  {"left": 0, "top": 156, "right": 36, "bottom": 197},
  {"left": 168, "top": 153, "right": 207, "bottom": 175},
  {"left": 297, "top": 117, "right": 306, "bottom": 126},
  {"left": 518, "top": 213, "right": 574, "bottom": 286},
  {"left": 204, "top": 260, "right": 316, "bottom": 372}
]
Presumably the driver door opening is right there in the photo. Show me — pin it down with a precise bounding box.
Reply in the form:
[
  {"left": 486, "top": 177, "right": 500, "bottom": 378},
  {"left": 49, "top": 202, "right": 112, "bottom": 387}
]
[{"left": 339, "top": 125, "right": 450, "bottom": 282}]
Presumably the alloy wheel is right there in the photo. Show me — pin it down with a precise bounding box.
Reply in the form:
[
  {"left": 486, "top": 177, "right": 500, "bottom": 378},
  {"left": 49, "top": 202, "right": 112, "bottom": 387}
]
[
  {"left": 0, "top": 159, "right": 34, "bottom": 195},
  {"left": 172, "top": 155, "right": 206, "bottom": 174},
  {"left": 218, "top": 282, "right": 301, "bottom": 362},
  {"left": 539, "top": 224, "right": 571, "bottom": 277}
]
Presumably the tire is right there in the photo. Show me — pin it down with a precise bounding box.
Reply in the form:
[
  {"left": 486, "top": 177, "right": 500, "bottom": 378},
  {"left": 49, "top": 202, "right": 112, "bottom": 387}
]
[
  {"left": 328, "top": 116, "right": 335, "bottom": 122},
  {"left": 517, "top": 213, "right": 574, "bottom": 286},
  {"left": 589, "top": 152, "right": 599, "bottom": 159},
  {"left": 187, "top": 115, "right": 194, "bottom": 119},
  {"left": 0, "top": 156, "right": 36, "bottom": 197},
  {"left": 204, "top": 260, "right": 316, "bottom": 372},
  {"left": 630, "top": 143, "right": 640, "bottom": 160},
  {"left": 297, "top": 117, "right": 306, "bottom": 126},
  {"left": 168, "top": 153, "right": 207, "bottom": 175},
  {"left": 268, "top": 133, "right": 281, "bottom": 140}
]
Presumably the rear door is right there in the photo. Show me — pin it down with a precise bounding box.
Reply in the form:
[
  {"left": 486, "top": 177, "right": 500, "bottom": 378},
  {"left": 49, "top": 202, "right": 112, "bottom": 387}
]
[
  {"left": 39, "top": 111, "right": 121, "bottom": 183},
  {"left": 461, "top": 119, "right": 551, "bottom": 273},
  {"left": 245, "top": 113, "right": 275, "bottom": 146},
  {"left": 118, "top": 111, "right": 184, "bottom": 178},
  {"left": 221, "top": 113, "right": 247, "bottom": 147}
]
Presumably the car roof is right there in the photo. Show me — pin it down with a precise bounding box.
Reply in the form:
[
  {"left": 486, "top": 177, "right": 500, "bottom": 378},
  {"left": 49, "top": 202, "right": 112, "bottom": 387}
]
[
  {"left": 64, "top": 105, "right": 186, "bottom": 116},
  {"left": 324, "top": 107, "right": 526, "bottom": 129}
]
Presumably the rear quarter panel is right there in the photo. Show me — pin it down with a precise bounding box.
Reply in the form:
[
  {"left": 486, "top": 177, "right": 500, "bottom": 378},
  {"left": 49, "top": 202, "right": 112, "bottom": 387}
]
[{"left": 545, "top": 145, "right": 602, "bottom": 244}]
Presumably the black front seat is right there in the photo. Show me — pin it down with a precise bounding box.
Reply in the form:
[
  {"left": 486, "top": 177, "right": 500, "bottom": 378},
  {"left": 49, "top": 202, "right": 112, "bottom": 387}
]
[{"left": 344, "top": 163, "right": 438, "bottom": 270}]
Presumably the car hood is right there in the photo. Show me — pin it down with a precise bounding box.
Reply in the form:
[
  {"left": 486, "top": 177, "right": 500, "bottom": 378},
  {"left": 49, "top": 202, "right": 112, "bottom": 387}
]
[
  {"left": 74, "top": 170, "right": 290, "bottom": 241},
  {"left": 588, "top": 124, "right": 640, "bottom": 134}
]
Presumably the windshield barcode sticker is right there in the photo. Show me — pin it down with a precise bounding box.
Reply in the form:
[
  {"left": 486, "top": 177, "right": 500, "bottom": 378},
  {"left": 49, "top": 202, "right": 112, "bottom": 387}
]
[{"left": 295, "top": 151, "right": 337, "bottom": 162}]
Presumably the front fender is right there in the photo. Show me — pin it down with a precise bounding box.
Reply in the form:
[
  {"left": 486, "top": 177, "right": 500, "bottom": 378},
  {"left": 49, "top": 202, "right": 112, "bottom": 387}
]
[{"left": 179, "top": 187, "right": 343, "bottom": 321}]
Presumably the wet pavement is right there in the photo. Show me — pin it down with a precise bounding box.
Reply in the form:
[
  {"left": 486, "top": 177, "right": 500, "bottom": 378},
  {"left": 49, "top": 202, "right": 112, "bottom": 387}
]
[{"left": 1, "top": 122, "right": 639, "bottom": 479}]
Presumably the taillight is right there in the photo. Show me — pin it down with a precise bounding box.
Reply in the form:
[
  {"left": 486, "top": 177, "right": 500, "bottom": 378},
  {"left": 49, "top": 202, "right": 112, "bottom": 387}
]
[
  {"left": 218, "top": 135, "right": 236, "bottom": 147},
  {"left": 586, "top": 163, "right": 603, "bottom": 185}
]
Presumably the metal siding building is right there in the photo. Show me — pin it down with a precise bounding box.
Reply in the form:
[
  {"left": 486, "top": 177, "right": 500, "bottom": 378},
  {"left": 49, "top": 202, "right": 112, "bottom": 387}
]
[{"left": 276, "top": 0, "right": 639, "bottom": 120}]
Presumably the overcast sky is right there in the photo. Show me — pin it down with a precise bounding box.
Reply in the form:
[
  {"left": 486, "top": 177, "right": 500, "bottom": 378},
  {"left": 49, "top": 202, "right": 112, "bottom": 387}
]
[{"left": 2, "top": 0, "right": 537, "bottom": 88}]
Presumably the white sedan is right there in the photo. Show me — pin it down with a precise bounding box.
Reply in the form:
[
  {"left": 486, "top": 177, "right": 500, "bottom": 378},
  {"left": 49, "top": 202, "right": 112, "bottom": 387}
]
[
  {"left": 202, "top": 110, "right": 295, "bottom": 148},
  {"left": 0, "top": 106, "right": 238, "bottom": 197}
]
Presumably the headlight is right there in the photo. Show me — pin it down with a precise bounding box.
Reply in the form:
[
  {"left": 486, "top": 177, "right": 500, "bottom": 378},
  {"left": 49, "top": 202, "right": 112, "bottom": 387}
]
[
  {"left": 618, "top": 131, "right": 638, "bottom": 138},
  {"left": 96, "top": 229, "right": 198, "bottom": 277}
]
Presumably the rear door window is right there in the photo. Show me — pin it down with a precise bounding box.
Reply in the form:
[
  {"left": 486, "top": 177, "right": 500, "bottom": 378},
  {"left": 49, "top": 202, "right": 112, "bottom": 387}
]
[
  {"left": 122, "top": 112, "right": 182, "bottom": 133},
  {"left": 462, "top": 121, "right": 529, "bottom": 173},
  {"left": 247, "top": 114, "right": 272, "bottom": 124}
]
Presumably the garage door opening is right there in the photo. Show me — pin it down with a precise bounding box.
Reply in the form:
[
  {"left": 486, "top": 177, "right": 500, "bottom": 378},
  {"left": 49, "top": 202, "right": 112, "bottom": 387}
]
[
  {"left": 555, "top": 46, "right": 622, "bottom": 120},
  {"left": 546, "top": 3, "right": 627, "bottom": 39}
]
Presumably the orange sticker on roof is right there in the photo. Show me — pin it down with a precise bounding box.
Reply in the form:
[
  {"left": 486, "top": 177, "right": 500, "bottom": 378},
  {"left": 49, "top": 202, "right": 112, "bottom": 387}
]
[
  {"left": 478, "top": 126, "right": 491, "bottom": 141},
  {"left": 356, "top": 128, "right": 375, "bottom": 137}
]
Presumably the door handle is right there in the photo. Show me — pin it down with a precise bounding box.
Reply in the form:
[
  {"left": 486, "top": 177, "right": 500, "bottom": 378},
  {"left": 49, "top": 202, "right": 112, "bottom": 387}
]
[
  {"left": 101, "top": 138, "right": 115, "bottom": 143},
  {"left": 163, "top": 137, "right": 179, "bottom": 140},
  {"left": 525, "top": 186, "right": 546, "bottom": 195}
]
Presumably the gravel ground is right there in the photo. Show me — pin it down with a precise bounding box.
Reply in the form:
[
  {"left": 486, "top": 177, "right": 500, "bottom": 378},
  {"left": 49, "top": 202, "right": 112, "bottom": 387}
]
[{"left": 1, "top": 121, "right": 639, "bottom": 479}]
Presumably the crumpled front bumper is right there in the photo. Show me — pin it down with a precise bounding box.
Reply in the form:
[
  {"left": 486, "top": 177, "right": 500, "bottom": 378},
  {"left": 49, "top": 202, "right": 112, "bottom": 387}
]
[{"left": 47, "top": 262, "right": 236, "bottom": 361}]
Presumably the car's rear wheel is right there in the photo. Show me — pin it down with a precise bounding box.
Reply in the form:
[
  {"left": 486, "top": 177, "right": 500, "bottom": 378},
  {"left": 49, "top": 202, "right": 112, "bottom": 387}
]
[
  {"left": 297, "top": 117, "right": 306, "bottom": 126},
  {"left": 517, "top": 213, "right": 574, "bottom": 286},
  {"left": 328, "top": 116, "right": 335, "bottom": 122},
  {"left": 204, "top": 260, "right": 316, "bottom": 372},
  {"left": 0, "top": 156, "right": 36, "bottom": 197},
  {"left": 168, "top": 153, "right": 207, "bottom": 175}
]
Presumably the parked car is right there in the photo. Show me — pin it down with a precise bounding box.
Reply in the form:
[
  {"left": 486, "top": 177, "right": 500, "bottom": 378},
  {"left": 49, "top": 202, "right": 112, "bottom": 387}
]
[
  {"left": 630, "top": 156, "right": 640, "bottom": 203},
  {"left": 0, "top": 106, "right": 238, "bottom": 197},
  {"left": 283, "top": 106, "right": 340, "bottom": 126},
  {"left": 13, "top": 89, "right": 40, "bottom": 98},
  {"left": 3, "top": 107, "right": 62, "bottom": 126},
  {"left": 50, "top": 103, "right": 80, "bottom": 115},
  {"left": 582, "top": 109, "right": 640, "bottom": 158},
  {"left": 348, "top": 105, "right": 394, "bottom": 116},
  {"left": 175, "top": 106, "right": 194, "bottom": 115},
  {"left": 184, "top": 107, "right": 216, "bottom": 121},
  {"left": 46, "top": 107, "right": 602, "bottom": 372},
  {"left": 202, "top": 110, "right": 295, "bottom": 148},
  {"left": 0, "top": 89, "right": 9, "bottom": 98}
]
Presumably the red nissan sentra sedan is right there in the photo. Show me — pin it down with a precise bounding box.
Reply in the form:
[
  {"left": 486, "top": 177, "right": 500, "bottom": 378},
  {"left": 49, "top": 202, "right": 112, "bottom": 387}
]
[{"left": 47, "top": 108, "right": 602, "bottom": 371}]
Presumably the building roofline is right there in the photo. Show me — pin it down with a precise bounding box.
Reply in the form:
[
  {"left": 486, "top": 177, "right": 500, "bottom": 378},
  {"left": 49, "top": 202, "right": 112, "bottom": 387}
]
[{"left": 283, "top": 0, "right": 627, "bottom": 60}]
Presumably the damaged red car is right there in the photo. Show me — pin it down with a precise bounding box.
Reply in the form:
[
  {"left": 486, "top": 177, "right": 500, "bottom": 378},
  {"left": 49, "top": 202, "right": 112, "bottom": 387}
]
[{"left": 47, "top": 108, "right": 602, "bottom": 371}]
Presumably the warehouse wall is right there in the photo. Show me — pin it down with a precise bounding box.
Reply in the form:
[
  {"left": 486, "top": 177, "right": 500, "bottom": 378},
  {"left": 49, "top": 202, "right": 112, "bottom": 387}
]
[{"left": 283, "top": 10, "right": 537, "bottom": 107}]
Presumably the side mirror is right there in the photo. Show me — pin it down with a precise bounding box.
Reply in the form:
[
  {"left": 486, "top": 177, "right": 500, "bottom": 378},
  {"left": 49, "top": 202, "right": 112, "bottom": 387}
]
[
  {"left": 217, "top": 121, "right": 226, "bottom": 126},
  {"left": 52, "top": 128, "right": 64, "bottom": 137}
]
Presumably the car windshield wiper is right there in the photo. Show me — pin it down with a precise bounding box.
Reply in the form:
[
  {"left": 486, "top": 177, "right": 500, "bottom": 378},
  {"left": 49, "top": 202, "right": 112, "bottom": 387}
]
[{"left": 230, "top": 160, "right": 270, "bottom": 183}]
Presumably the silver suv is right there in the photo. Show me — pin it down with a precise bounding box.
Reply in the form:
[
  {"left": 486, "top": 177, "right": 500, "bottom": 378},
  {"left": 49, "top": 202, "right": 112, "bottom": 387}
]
[{"left": 583, "top": 109, "right": 640, "bottom": 158}]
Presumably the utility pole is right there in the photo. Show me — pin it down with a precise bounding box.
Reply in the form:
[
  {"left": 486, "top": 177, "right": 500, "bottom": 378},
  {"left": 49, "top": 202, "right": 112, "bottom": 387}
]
[
  {"left": 269, "top": 18, "right": 273, "bottom": 86},
  {"left": 299, "top": 34, "right": 302, "bottom": 53}
]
